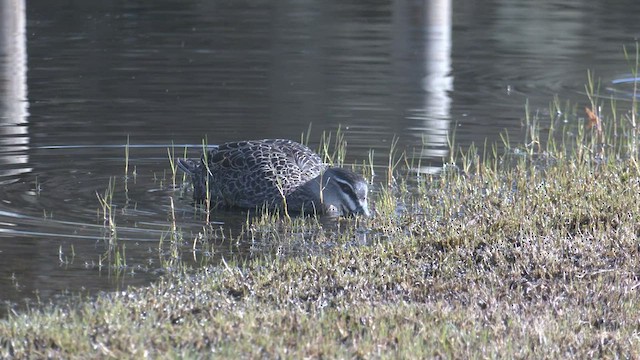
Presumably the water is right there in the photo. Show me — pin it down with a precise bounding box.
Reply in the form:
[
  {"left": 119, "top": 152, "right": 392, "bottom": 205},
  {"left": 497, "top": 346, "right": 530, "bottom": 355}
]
[{"left": 1, "top": 0, "right": 639, "bottom": 312}]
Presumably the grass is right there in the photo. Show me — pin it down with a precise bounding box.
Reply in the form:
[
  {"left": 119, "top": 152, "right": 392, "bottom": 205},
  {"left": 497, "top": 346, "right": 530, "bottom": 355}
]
[{"left": 3, "top": 75, "right": 640, "bottom": 357}]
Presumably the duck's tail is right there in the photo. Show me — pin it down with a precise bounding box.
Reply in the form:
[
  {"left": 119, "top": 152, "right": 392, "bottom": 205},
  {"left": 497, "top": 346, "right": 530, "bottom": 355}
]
[
  {"left": 177, "top": 158, "right": 198, "bottom": 175},
  {"left": 178, "top": 158, "right": 207, "bottom": 202}
]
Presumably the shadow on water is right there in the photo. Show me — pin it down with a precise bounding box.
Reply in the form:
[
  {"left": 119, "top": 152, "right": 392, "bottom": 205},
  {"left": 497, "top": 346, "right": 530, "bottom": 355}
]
[{"left": 2, "top": 0, "right": 640, "bottom": 314}]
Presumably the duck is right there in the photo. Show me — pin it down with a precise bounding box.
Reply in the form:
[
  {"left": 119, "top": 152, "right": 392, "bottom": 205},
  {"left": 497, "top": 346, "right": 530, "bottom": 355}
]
[{"left": 178, "top": 139, "right": 370, "bottom": 217}]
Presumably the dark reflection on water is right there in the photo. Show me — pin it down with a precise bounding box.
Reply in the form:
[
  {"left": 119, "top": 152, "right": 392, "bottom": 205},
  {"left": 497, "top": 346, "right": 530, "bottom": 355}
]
[{"left": 1, "top": 0, "right": 640, "bottom": 313}]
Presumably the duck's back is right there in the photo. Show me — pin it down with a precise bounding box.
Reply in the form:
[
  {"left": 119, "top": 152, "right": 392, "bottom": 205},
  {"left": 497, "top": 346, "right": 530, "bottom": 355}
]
[{"left": 205, "top": 139, "right": 326, "bottom": 208}]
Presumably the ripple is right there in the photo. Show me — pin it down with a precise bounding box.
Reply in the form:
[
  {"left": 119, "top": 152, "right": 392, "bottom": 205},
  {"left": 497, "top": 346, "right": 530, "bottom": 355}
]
[
  {"left": 606, "top": 74, "right": 640, "bottom": 100},
  {"left": 0, "top": 144, "right": 210, "bottom": 244}
]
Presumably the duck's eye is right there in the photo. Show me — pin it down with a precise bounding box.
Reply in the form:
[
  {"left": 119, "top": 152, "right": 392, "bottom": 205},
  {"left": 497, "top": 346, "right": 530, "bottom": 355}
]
[{"left": 338, "top": 182, "right": 353, "bottom": 194}]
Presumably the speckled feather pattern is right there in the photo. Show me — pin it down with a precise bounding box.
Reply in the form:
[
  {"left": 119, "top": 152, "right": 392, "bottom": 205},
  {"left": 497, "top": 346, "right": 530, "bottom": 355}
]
[{"left": 199, "top": 139, "right": 327, "bottom": 208}]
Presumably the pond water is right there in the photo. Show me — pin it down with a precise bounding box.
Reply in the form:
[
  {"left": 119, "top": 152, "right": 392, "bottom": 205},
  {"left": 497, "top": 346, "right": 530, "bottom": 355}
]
[{"left": 1, "top": 0, "right": 639, "bottom": 313}]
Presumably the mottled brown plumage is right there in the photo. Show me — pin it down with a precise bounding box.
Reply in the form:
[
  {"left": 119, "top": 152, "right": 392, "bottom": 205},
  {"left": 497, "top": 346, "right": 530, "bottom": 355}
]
[{"left": 178, "top": 139, "right": 369, "bottom": 217}]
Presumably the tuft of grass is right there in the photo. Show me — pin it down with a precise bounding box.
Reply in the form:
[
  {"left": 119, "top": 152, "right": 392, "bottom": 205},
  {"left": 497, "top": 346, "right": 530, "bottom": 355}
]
[
  {"left": 386, "top": 135, "right": 403, "bottom": 186},
  {"left": 167, "top": 142, "right": 177, "bottom": 190},
  {"left": 96, "top": 177, "right": 117, "bottom": 242},
  {"left": 201, "top": 137, "right": 213, "bottom": 223},
  {"left": 319, "top": 125, "right": 348, "bottom": 166},
  {"left": 94, "top": 177, "right": 132, "bottom": 276},
  {"left": 300, "top": 122, "right": 313, "bottom": 146},
  {"left": 124, "top": 134, "right": 130, "bottom": 178}
]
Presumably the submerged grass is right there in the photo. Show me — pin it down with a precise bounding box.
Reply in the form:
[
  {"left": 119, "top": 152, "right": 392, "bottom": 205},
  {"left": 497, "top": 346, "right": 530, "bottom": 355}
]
[{"left": 3, "top": 78, "right": 640, "bottom": 357}]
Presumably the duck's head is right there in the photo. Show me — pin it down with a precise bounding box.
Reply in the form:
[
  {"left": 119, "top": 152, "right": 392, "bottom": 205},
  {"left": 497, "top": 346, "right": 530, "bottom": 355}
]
[{"left": 315, "top": 167, "right": 370, "bottom": 217}]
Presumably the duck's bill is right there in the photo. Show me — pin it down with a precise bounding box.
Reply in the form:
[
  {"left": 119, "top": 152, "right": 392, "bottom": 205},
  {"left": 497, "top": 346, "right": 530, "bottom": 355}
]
[{"left": 357, "top": 204, "right": 371, "bottom": 217}]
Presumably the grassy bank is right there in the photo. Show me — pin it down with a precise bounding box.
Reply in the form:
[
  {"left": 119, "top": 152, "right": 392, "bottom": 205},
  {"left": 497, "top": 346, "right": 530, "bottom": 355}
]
[{"left": 3, "top": 95, "right": 640, "bottom": 358}]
